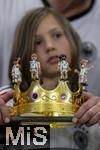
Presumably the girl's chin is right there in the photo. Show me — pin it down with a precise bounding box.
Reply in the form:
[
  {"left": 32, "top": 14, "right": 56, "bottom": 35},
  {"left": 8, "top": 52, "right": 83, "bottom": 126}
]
[{"left": 44, "top": 71, "right": 60, "bottom": 78}]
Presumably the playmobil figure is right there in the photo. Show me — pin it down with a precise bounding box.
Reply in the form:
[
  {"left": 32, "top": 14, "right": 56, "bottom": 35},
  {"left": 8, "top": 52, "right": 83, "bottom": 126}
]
[
  {"left": 30, "top": 53, "right": 40, "bottom": 79},
  {"left": 58, "top": 55, "right": 71, "bottom": 80},
  {"left": 11, "top": 58, "right": 22, "bottom": 83}
]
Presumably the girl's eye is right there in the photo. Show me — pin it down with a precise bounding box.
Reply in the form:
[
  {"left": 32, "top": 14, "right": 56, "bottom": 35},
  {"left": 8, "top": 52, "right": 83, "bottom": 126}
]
[
  {"left": 35, "top": 39, "right": 42, "bottom": 46},
  {"left": 53, "top": 32, "right": 63, "bottom": 39}
]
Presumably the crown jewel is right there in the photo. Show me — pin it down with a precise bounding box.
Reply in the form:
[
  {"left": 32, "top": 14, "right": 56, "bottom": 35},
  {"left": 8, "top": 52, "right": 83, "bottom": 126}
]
[{"left": 10, "top": 54, "right": 91, "bottom": 128}]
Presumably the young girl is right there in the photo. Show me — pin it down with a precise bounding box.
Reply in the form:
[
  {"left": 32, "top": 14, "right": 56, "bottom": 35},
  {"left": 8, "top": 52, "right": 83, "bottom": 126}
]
[{"left": 0, "top": 7, "right": 100, "bottom": 149}]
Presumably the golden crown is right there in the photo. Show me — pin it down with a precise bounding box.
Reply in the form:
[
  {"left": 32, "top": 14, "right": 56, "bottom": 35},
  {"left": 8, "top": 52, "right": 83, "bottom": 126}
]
[{"left": 10, "top": 54, "right": 88, "bottom": 128}]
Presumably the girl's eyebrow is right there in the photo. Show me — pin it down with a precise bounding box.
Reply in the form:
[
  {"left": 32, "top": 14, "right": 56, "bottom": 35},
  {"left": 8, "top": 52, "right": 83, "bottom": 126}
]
[
  {"left": 36, "top": 27, "right": 63, "bottom": 37},
  {"left": 48, "top": 27, "right": 63, "bottom": 33}
]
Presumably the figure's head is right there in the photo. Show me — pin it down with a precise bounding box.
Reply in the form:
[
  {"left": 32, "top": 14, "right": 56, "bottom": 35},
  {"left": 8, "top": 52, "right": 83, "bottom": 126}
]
[
  {"left": 31, "top": 53, "right": 37, "bottom": 61},
  {"left": 9, "top": 7, "right": 81, "bottom": 88},
  {"left": 59, "top": 55, "right": 67, "bottom": 62},
  {"left": 80, "top": 59, "right": 88, "bottom": 66}
]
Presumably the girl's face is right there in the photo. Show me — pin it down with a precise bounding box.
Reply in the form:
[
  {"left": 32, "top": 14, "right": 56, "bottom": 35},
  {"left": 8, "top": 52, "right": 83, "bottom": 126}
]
[{"left": 35, "top": 14, "right": 72, "bottom": 77}]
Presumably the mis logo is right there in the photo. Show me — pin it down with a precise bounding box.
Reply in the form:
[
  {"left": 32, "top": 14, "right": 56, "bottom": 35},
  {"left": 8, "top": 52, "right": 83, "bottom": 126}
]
[{"left": 0, "top": 125, "right": 50, "bottom": 149}]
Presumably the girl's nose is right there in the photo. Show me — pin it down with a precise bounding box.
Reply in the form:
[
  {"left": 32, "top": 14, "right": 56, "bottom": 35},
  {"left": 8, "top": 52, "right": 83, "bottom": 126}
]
[{"left": 45, "top": 39, "right": 55, "bottom": 53}]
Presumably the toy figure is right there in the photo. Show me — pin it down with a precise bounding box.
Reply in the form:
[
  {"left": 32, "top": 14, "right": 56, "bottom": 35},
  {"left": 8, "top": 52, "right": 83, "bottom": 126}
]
[
  {"left": 30, "top": 53, "right": 40, "bottom": 79},
  {"left": 11, "top": 58, "right": 22, "bottom": 83},
  {"left": 75, "top": 59, "right": 94, "bottom": 90},
  {"left": 58, "top": 55, "right": 71, "bottom": 80},
  {"left": 79, "top": 59, "right": 94, "bottom": 86}
]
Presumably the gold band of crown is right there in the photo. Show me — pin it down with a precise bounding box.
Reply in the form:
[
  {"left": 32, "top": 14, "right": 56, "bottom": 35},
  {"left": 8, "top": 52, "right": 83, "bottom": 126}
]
[{"left": 10, "top": 80, "right": 83, "bottom": 117}]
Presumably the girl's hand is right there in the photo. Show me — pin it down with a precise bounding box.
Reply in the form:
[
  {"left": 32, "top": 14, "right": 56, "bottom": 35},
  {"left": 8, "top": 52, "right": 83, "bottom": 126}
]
[
  {"left": 73, "top": 91, "right": 100, "bottom": 126},
  {"left": 0, "top": 90, "right": 13, "bottom": 124}
]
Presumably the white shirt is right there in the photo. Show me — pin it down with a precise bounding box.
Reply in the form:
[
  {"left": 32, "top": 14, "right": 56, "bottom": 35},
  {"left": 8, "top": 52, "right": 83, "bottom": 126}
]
[{"left": 71, "top": 0, "right": 100, "bottom": 96}]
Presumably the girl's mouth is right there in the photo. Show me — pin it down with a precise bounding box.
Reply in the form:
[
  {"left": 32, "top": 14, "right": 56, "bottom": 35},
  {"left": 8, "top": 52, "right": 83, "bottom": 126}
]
[{"left": 47, "top": 56, "right": 59, "bottom": 64}]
